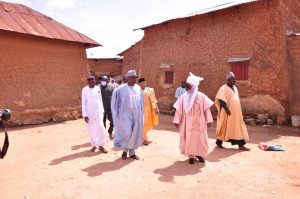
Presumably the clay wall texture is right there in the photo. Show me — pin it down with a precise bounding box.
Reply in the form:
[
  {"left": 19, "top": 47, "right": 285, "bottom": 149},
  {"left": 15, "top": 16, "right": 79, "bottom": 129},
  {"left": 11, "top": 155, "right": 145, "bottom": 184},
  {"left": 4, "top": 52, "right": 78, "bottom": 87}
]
[
  {"left": 121, "top": 0, "right": 300, "bottom": 116},
  {"left": 88, "top": 58, "right": 122, "bottom": 78},
  {"left": 287, "top": 36, "right": 300, "bottom": 115},
  {"left": 0, "top": 31, "right": 89, "bottom": 125}
]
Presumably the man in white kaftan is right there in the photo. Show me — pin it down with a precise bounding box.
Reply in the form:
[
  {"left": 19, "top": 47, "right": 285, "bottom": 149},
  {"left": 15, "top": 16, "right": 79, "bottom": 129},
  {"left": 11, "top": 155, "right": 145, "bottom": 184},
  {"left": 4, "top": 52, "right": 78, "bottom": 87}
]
[
  {"left": 111, "top": 70, "right": 144, "bottom": 160},
  {"left": 82, "top": 76, "right": 109, "bottom": 153}
]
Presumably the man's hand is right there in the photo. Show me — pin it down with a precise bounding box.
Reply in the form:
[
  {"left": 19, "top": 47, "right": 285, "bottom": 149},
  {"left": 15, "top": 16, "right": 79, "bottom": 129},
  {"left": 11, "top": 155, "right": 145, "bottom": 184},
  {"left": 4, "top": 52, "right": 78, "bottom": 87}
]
[
  {"left": 174, "top": 123, "right": 179, "bottom": 128},
  {"left": 225, "top": 108, "right": 231, "bottom": 116},
  {"left": 156, "top": 106, "right": 160, "bottom": 114},
  {"left": 84, "top": 117, "right": 89, "bottom": 123},
  {"left": 207, "top": 123, "right": 212, "bottom": 128}
]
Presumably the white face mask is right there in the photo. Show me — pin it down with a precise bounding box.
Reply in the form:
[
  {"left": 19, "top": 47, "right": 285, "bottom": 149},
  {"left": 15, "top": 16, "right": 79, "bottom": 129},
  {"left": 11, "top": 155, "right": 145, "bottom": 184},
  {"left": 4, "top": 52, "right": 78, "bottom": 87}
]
[{"left": 100, "top": 81, "right": 107, "bottom": 86}]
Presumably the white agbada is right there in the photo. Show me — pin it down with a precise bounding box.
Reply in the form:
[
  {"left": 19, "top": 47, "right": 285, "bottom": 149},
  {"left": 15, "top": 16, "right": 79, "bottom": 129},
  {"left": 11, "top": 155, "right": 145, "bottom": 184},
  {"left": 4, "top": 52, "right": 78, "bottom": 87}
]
[{"left": 82, "top": 85, "right": 109, "bottom": 147}]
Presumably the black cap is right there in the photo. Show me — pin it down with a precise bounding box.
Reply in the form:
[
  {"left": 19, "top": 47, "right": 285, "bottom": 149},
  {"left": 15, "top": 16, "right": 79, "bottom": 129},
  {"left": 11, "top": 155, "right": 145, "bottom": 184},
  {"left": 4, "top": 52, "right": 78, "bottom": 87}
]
[
  {"left": 138, "top": 78, "right": 145, "bottom": 83},
  {"left": 87, "top": 76, "right": 95, "bottom": 80}
]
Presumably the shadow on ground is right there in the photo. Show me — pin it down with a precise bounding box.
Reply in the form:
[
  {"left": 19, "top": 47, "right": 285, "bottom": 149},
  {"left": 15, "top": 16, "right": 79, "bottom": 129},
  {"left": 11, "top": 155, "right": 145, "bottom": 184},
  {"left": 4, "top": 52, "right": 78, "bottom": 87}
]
[
  {"left": 206, "top": 123, "right": 300, "bottom": 146},
  {"left": 206, "top": 146, "right": 243, "bottom": 162},
  {"left": 49, "top": 150, "right": 102, "bottom": 165},
  {"left": 71, "top": 142, "right": 90, "bottom": 150},
  {"left": 154, "top": 160, "right": 205, "bottom": 183},
  {"left": 82, "top": 158, "right": 132, "bottom": 177}
]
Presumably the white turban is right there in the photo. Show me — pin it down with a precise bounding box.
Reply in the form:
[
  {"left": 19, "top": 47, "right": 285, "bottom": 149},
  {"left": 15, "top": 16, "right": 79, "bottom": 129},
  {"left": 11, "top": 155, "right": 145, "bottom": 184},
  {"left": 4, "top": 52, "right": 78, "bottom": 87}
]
[
  {"left": 183, "top": 72, "right": 204, "bottom": 113},
  {"left": 186, "top": 72, "right": 204, "bottom": 87}
]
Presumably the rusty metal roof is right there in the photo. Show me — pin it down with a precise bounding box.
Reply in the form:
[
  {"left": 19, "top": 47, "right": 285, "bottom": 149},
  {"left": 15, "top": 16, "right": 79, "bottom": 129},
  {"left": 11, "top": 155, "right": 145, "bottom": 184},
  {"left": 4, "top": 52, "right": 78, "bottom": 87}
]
[
  {"left": 134, "top": 0, "right": 258, "bottom": 31},
  {"left": 0, "top": 1, "right": 100, "bottom": 48}
]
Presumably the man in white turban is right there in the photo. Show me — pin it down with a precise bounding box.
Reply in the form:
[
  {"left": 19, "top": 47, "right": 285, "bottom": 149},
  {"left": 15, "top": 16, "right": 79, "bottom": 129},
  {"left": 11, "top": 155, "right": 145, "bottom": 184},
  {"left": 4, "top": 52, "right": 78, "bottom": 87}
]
[
  {"left": 173, "top": 73, "right": 214, "bottom": 164},
  {"left": 215, "top": 72, "right": 250, "bottom": 150}
]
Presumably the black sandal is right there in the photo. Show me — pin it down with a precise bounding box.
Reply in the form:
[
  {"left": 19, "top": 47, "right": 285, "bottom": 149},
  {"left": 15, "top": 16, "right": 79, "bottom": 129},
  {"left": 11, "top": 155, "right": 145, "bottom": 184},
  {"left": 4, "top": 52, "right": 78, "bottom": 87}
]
[
  {"left": 196, "top": 156, "right": 205, "bottom": 163},
  {"left": 130, "top": 154, "right": 140, "bottom": 160},
  {"left": 122, "top": 151, "right": 127, "bottom": 159},
  {"left": 99, "top": 146, "right": 108, "bottom": 153},
  {"left": 189, "top": 158, "right": 195, "bottom": 164}
]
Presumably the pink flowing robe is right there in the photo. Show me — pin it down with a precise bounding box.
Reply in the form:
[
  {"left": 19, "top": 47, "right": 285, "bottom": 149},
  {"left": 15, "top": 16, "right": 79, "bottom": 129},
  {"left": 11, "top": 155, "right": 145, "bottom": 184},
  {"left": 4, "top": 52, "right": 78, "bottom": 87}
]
[{"left": 173, "top": 92, "right": 214, "bottom": 157}]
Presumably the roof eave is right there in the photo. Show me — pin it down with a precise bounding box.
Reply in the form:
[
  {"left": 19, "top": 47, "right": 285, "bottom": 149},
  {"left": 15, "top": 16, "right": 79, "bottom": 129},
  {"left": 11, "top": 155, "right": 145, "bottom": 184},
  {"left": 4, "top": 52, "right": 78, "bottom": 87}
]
[
  {"left": 85, "top": 43, "right": 101, "bottom": 49},
  {"left": 134, "top": 0, "right": 258, "bottom": 31}
]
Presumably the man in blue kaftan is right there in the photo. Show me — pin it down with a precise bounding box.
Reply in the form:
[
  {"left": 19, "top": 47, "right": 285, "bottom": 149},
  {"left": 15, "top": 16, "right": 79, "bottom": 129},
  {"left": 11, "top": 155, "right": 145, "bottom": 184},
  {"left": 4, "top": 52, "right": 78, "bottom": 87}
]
[{"left": 111, "top": 70, "right": 144, "bottom": 160}]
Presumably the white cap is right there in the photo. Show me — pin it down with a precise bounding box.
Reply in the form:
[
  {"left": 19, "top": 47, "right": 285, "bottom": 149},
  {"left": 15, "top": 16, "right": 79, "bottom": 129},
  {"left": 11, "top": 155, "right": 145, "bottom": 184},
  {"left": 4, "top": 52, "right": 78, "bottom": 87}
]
[{"left": 127, "top": 70, "right": 137, "bottom": 77}]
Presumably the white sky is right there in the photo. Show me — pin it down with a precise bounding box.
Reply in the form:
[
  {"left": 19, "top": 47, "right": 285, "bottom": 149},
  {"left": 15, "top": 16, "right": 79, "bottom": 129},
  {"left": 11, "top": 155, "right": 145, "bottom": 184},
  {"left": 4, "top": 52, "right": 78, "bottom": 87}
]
[{"left": 3, "top": 0, "right": 231, "bottom": 58}]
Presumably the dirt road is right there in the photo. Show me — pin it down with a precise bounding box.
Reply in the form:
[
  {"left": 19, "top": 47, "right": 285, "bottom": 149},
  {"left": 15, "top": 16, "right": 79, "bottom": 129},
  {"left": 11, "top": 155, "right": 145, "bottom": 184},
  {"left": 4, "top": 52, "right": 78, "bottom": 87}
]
[{"left": 0, "top": 115, "right": 299, "bottom": 199}]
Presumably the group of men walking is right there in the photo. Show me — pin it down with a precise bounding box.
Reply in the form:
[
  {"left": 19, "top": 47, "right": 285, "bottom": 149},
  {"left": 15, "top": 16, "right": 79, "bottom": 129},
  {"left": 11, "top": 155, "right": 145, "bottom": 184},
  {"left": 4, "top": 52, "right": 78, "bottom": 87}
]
[
  {"left": 82, "top": 70, "right": 159, "bottom": 160},
  {"left": 82, "top": 69, "right": 249, "bottom": 164},
  {"left": 173, "top": 72, "right": 249, "bottom": 164}
]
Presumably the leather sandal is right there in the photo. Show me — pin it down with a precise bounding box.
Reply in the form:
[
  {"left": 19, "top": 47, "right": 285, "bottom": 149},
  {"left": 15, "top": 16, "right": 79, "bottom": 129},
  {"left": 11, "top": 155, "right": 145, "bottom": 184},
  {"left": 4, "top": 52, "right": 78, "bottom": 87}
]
[
  {"left": 189, "top": 158, "right": 195, "bottom": 164},
  {"left": 122, "top": 151, "right": 127, "bottom": 159},
  {"left": 130, "top": 154, "right": 140, "bottom": 160},
  {"left": 196, "top": 156, "right": 205, "bottom": 163},
  {"left": 98, "top": 146, "right": 108, "bottom": 153}
]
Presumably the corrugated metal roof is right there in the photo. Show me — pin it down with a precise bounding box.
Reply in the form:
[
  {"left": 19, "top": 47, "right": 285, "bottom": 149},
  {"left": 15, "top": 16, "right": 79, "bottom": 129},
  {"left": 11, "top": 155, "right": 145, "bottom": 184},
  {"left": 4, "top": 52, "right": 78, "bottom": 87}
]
[
  {"left": 287, "top": 31, "right": 300, "bottom": 36},
  {"left": 227, "top": 57, "right": 251, "bottom": 62},
  {"left": 134, "top": 0, "right": 258, "bottom": 31},
  {"left": 0, "top": 1, "right": 100, "bottom": 48}
]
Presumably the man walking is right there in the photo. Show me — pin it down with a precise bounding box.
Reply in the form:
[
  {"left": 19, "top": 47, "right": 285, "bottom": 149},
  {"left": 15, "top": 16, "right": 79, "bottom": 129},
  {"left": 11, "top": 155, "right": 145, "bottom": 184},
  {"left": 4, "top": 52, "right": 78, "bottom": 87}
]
[
  {"left": 82, "top": 76, "right": 109, "bottom": 153},
  {"left": 173, "top": 73, "right": 214, "bottom": 164},
  {"left": 175, "top": 81, "right": 187, "bottom": 99},
  {"left": 138, "top": 78, "right": 159, "bottom": 145},
  {"left": 100, "top": 75, "right": 114, "bottom": 139},
  {"left": 215, "top": 72, "right": 250, "bottom": 151},
  {"left": 111, "top": 70, "right": 144, "bottom": 160}
]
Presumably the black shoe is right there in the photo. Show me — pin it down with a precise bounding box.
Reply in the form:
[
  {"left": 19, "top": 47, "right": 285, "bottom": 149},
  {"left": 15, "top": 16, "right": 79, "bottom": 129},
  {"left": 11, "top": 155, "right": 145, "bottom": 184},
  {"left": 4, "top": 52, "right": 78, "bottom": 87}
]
[
  {"left": 130, "top": 154, "right": 140, "bottom": 160},
  {"left": 90, "top": 146, "right": 97, "bottom": 152},
  {"left": 196, "top": 156, "right": 205, "bottom": 163},
  {"left": 98, "top": 146, "right": 108, "bottom": 153},
  {"left": 215, "top": 140, "right": 224, "bottom": 148},
  {"left": 122, "top": 151, "right": 127, "bottom": 159},
  {"left": 189, "top": 158, "right": 195, "bottom": 164}
]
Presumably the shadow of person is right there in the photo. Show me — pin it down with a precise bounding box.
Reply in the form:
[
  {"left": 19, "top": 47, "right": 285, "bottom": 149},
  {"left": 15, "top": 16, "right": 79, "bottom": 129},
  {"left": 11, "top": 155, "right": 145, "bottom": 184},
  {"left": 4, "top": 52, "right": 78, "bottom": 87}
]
[
  {"left": 206, "top": 146, "right": 242, "bottom": 162},
  {"left": 82, "top": 158, "right": 132, "bottom": 177},
  {"left": 71, "top": 143, "right": 90, "bottom": 150},
  {"left": 153, "top": 114, "right": 179, "bottom": 133},
  {"left": 111, "top": 147, "right": 123, "bottom": 152},
  {"left": 49, "top": 150, "right": 101, "bottom": 165},
  {"left": 153, "top": 160, "right": 204, "bottom": 183}
]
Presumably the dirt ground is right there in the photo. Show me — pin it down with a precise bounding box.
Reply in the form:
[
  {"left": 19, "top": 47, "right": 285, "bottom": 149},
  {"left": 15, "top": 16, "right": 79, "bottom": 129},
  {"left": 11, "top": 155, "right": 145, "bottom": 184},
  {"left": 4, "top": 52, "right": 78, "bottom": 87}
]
[{"left": 0, "top": 114, "right": 299, "bottom": 199}]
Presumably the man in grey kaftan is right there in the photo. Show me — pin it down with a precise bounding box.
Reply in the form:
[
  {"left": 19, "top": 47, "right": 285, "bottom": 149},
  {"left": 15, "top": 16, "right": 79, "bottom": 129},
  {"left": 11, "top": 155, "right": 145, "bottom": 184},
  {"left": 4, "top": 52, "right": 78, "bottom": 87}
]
[{"left": 111, "top": 70, "right": 144, "bottom": 160}]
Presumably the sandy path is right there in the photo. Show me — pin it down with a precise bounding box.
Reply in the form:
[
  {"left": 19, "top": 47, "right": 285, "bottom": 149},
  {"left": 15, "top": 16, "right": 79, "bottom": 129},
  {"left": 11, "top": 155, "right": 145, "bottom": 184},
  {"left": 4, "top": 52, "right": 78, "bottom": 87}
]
[{"left": 0, "top": 115, "right": 299, "bottom": 199}]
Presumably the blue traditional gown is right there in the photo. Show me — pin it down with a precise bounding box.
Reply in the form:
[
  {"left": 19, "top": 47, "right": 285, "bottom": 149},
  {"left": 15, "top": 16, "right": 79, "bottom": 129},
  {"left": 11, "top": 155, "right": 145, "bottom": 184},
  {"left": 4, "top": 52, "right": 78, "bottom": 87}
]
[{"left": 111, "top": 84, "right": 144, "bottom": 149}]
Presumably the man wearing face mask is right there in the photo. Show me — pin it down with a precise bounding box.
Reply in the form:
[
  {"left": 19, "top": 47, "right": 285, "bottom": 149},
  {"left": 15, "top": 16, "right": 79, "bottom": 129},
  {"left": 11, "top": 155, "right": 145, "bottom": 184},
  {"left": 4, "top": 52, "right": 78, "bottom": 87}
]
[{"left": 100, "top": 76, "right": 115, "bottom": 139}]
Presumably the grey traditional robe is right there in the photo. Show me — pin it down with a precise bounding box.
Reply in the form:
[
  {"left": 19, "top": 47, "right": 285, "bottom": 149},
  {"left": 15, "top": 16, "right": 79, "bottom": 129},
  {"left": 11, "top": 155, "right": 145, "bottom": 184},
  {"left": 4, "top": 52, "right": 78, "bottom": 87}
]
[{"left": 111, "top": 84, "right": 144, "bottom": 149}]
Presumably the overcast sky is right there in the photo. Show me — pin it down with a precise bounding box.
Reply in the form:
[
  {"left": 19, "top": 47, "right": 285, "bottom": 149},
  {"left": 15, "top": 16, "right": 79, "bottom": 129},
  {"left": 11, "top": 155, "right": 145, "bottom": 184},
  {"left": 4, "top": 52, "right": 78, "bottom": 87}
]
[{"left": 3, "top": 0, "right": 231, "bottom": 58}]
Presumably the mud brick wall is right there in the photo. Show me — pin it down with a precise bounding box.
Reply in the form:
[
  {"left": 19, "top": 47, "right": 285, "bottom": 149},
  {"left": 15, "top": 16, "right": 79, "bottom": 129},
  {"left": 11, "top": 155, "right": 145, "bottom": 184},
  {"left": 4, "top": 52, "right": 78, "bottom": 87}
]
[
  {"left": 88, "top": 58, "right": 122, "bottom": 77},
  {"left": 121, "top": 0, "right": 297, "bottom": 116},
  {"left": 0, "top": 31, "right": 89, "bottom": 125}
]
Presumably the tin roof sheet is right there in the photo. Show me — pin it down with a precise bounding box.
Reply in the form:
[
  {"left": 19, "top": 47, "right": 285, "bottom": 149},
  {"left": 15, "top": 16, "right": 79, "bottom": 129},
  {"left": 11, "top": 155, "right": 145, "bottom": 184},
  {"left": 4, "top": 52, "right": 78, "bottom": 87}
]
[
  {"left": 227, "top": 57, "right": 251, "bottom": 62},
  {"left": 135, "top": 0, "right": 258, "bottom": 31},
  {"left": 0, "top": 1, "right": 100, "bottom": 48}
]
